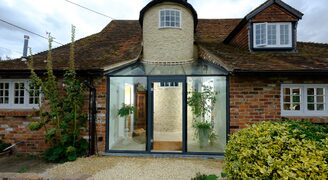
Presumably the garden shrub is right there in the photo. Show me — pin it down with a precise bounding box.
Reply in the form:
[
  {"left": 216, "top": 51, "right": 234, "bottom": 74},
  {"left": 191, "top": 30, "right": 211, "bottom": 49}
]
[
  {"left": 224, "top": 121, "right": 328, "bottom": 179},
  {"left": 191, "top": 173, "right": 218, "bottom": 180}
]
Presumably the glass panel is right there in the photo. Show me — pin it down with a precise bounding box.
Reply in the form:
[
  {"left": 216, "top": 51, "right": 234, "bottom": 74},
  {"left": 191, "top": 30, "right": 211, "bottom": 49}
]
[
  {"left": 293, "top": 103, "right": 300, "bottom": 110},
  {"left": 109, "top": 61, "right": 227, "bottom": 76},
  {"left": 283, "top": 88, "right": 290, "bottom": 95},
  {"left": 280, "top": 24, "right": 290, "bottom": 45},
  {"left": 307, "top": 96, "right": 315, "bottom": 103},
  {"left": 317, "top": 88, "right": 324, "bottom": 95},
  {"left": 292, "top": 88, "right": 300, "bottom": 95},
  {"left": 307, "top": 88, "right": 314, "bottom": 95},
  {"left": 283, "top": 96, "right": 290, "bottom": 103},
  {"left": 187, "top": 76, "right": 226, "bottom": 153},
  {"left": 152, "top": 81, "right": 183, "bottom": 152},
  {"left": 308, "top": 104, "right": 315, "bottom": 111},
  {"left": 317, "top": 104, "right": 324, "bottom": 111},
  {"left": 293, "top": 96, "right": 300, "bottom": 103},
  {"left": 267, "top": 24, "right": 276, "bottom": 45},
  {"left": 284, "top": 103, "right": 291, "bottom": 110},
  {"left": 317, "top": 96, "right": 324, "bottom": 103},
  {"left": 109, "top": 77, "right": 147, "bottom": 151}
]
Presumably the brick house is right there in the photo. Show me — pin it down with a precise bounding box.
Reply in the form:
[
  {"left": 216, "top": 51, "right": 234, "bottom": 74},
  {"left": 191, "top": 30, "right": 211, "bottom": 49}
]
[{"left": 0, "top": 0, "right": 327, "bottom": 156}]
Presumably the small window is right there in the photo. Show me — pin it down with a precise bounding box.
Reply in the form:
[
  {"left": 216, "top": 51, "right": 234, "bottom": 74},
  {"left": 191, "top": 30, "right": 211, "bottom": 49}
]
[
  {"left": 281, "top": 84, "right": 328, "bottom": 116},
  {"left": 159, "top": 9, "right": 181, "bottom": 28},
  {"left": 160, "top": 82, "right": 179, "bottom": 88},
  {"left": 0, "top": 80, "right": 40, "bottom": 109},
  {"left": 253, "top": 23, "right": 292, "bottom": 48}
]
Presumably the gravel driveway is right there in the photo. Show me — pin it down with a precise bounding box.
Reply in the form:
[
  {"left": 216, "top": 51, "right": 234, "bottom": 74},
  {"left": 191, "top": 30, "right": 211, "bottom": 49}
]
[{"left": 44, "top": 156, "right": 222, "bottom": 180}]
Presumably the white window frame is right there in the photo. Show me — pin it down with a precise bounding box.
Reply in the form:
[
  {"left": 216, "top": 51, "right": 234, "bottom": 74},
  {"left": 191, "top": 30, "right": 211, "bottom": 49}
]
[
  {"left": 0, "top": 79, "right": 41, "bottom": 109},
  {"left": 159, "top": 9, "right": 182, "bottom": 29},
  {"left": 253, "top": 22, "right": 292, "bottom": 48},
  {"left": 281, "top": 84, "right": 328, "bottom": 117}
]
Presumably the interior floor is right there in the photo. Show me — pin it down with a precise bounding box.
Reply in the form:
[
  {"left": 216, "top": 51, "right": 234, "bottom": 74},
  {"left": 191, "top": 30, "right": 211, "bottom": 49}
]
[{"left": 152, "top": 141, "right": 182, "bottom": 151}]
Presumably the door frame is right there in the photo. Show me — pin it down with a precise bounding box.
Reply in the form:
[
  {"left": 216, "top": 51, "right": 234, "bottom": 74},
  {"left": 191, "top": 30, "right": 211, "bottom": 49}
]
[{"left": 147, "top": 76, "right": 187, "bottom": 153}]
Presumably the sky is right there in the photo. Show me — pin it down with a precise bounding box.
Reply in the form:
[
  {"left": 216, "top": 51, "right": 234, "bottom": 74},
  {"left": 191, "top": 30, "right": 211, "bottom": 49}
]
[{"left": 0, "top": 0, "right": 328, "bottom": 60}]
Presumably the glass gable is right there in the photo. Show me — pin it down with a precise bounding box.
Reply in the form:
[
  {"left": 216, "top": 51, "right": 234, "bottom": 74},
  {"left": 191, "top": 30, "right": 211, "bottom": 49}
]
[{"left": 107, "top": 61, "right": 227, "bottom": 76}]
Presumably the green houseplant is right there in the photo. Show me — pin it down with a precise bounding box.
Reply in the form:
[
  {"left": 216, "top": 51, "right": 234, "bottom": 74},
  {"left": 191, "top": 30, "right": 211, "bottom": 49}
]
[
  {"left": 118, "top": 103, "right": 135, "bottom": 144},
  {"left": 187, "top": 85, "right": 217, "bottom": 148}
]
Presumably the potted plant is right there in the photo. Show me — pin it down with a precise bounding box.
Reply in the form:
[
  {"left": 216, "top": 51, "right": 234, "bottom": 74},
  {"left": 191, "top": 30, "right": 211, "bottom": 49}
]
[
  {"left": 118, "top": 103, "right": 135, "bottom": 144},
  {"left": 187, "top": 85, "right": 217, "bottom": 148}
]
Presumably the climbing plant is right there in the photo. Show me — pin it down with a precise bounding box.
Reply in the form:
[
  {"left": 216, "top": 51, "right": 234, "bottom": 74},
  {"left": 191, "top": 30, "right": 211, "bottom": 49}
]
[{"left": 28, "top": 26, "right": 88, "bottom": 163}]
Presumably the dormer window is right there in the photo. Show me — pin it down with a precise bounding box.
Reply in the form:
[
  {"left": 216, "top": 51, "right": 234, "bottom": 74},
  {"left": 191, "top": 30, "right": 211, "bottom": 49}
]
[
  {"left": 159, "top": 9, "right": 181, "bottom": 28},
  {"left": 253, "top": 22, "right": 292, "bottom": 48}
]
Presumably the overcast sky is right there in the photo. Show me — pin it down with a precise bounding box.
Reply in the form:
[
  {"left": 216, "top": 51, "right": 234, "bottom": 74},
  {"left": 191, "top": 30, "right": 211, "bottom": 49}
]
[{"left": 0, "top": 0, "right": 328, "bottom": 60}]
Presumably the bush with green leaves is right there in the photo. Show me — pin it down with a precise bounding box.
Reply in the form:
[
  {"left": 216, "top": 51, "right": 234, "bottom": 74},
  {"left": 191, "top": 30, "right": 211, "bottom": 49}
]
[
  {"left": 224, "top": 121, "right": 328, "bottom": 179},
  {"left": 28, "top": 26, "right": 88, "bottom": 163},
  {"left": 191, "top": 173, "right": 218, "bottom": 180}
]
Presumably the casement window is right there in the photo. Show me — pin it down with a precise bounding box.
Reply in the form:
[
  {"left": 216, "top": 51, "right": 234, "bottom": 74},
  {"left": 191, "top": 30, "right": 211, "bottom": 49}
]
[
  {"left": 0, "top": 80, "right": 40, "bottom": 109},
  {"left": 159, "top": 9, "right": 181, "bottom": 28},
  {"left": 253, "top": 22, "right": 292, "bottom": 48},
  {"left": 281, "top": 84, "right": 328, "bottom": 116}
]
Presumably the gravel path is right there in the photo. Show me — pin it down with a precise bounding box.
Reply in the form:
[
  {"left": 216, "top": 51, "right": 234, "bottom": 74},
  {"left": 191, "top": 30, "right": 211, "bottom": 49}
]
[{"left": 44, "top": 156, "right": 222, "bottom": 180}]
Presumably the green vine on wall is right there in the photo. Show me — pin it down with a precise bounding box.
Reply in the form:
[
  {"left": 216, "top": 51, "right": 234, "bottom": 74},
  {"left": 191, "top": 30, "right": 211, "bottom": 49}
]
[{"left": 28, "top": 26, "right": 88, "bottom": 163}]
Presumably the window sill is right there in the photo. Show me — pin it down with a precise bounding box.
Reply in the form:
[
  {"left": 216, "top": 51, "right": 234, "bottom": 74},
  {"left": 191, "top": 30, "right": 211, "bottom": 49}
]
[
  {"left": 281, "top": 112, "right": 328, "bottom": 117},
  {"left": 158, "top": 27, "right": 182, "bottom": 30}
]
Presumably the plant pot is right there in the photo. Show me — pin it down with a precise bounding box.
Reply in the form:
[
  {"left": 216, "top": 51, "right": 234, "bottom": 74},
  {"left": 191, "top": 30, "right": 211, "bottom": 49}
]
[{"left": 198, "top": 128, "right": 209, "bottom": 148}]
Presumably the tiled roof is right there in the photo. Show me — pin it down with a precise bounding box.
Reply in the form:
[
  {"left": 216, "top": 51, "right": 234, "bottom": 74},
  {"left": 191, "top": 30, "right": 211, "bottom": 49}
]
[
  {"left": 1, "top": 19, "right": 328, "bottom": 73},
  {"left": 0, "top": 20, "right": 142, "bottom": 71},
  {"left": 199, "top": 42, "right": 328, "bottom": 73}
]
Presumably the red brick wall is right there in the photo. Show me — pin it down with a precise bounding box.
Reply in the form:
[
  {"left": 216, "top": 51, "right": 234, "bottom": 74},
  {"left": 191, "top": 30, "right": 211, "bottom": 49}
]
[
  {"left": 0, "top": 76, "right": 107, "bottom": 154},
  {"left": 0, "top": 111, "right": 49, "bottom": 153},
  {"left": 94, "top": 77, "right": 107, "bottom": 153},
  {"left": 229, "top": 75, "right": 328, "bottom": 133}
]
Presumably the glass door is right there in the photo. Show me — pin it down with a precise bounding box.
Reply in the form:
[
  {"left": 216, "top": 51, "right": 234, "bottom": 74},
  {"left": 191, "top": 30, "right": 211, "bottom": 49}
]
[{"left": 148, "top": 77, "right": 186, "bottom": 153}]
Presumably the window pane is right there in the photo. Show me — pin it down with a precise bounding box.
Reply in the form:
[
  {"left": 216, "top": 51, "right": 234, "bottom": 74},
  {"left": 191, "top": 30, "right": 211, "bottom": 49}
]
[
  {"left": 307, "top": 96, "right": 315, "bottom": 103},
  {"left": 294, "top": 104, "right": 300, "bottom": 110},
  {"left": 268, "top": 24, "right": 277, "bottom": 45},
  {"left": 109, "top": 77, "right": 147, "bottom": 151},
  {"left": 317, "top": 88, "right": 324, "bottom": 95},
  {"left": 283, "top": 88, "right": 290, "bottom": 95},
  {"left": 260, "top": 24, "right": 266, "bottom": 45},
  {"left": 187, "top": 76, "right": 226, "bottom": 153},
  {"left": 317, "top": 96, "right": 324, "bottom": 103},
  {"left": 293, "top": 96, "right": 300, "bottom": 103},
  {"left": 308, "top": 104, "right": 315, "bottom": 111},
  {"left": 307, "top": 88, "right": 314, "bottom": 95},
  {"left": 317, "top": 104, "right": 324, "bottom": 111},
  {"left": 280, "top": 24, "right": 290, "bottom": 45},
  {"left": 284, "top": 103, "right": 291, "bottom": 110},
  {"left": 292, "top": 88, "right": 300, "bottom": 95}
]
